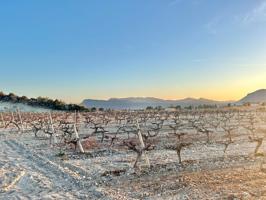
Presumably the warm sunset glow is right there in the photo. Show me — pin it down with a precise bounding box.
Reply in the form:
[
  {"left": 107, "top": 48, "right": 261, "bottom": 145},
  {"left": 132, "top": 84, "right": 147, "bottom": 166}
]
[{"left": 0, "top": 1, "right": 265, "bottom": 103}]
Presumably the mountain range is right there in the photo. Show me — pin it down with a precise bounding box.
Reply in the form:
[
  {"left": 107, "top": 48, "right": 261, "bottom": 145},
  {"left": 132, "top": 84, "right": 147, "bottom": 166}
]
[
  {"left": 81, "top": 97, "right": 232, "bottom": 110},
  {"left": 2, "top": 89, "right": 266, "bottom": 111},
  {"left": 82, "top": 89, "right": 266, "bottom": 110}
]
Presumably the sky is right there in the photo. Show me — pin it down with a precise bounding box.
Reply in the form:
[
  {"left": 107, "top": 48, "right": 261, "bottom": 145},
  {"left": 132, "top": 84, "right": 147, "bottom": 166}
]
[{"left": 0, "top": 0, "right": 266, "bottom": 103}]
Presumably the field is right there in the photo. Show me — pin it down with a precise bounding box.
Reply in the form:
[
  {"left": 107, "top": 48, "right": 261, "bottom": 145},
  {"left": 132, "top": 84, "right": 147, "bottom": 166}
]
[{"left": 1, "top": 107, "right": 266, "bottom": 199}]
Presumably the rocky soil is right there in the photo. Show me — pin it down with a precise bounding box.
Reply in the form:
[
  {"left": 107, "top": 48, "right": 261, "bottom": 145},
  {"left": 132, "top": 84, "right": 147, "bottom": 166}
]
[{"left": 1, "top": 130, "right": 266, "bottom": 200}]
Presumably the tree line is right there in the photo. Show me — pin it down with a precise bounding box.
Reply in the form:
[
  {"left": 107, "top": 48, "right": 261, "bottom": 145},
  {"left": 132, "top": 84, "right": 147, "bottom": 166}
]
[{"left": 0, "top": 91, "right": 89, "bottom": 111}]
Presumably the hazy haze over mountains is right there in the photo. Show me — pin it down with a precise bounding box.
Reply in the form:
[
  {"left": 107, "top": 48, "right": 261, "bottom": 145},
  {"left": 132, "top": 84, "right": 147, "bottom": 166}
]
[
  {"left": 82, "top": 89, "right": 266, "bottom": 109},
  {"left": 81, "top": 97, "right": 233, "bottom": 110}
]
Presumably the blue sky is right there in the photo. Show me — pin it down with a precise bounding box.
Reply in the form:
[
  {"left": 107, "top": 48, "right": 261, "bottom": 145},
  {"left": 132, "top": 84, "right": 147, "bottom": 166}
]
[{"left": 0, "top": 0, "right": 266, "bottom": 103}]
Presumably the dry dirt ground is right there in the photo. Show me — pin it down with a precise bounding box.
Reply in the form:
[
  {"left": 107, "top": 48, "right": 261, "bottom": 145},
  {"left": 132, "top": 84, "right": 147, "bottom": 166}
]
[{"left": 1, "top": 131, "right": 266, "bottom": 200}]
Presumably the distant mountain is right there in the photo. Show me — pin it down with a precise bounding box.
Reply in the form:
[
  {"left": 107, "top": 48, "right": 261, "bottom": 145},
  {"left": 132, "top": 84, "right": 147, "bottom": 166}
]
[
  {"left": 238, "top": 89, "right": 266, "bottom": 104},
  {"left": 81, "top": 97, "right": 232, "bottom": 110}
]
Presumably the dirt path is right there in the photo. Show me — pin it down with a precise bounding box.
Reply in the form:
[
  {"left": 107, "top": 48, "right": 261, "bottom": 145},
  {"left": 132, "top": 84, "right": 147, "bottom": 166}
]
[{"left": 0, "top": 139, "right": 106, "bottom": 200}]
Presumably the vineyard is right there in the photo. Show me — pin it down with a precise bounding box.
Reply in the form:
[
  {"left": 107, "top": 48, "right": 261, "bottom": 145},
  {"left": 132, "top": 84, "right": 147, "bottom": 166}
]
[{"left": 1, "top": 107, "right": 266, "bottom": 199}]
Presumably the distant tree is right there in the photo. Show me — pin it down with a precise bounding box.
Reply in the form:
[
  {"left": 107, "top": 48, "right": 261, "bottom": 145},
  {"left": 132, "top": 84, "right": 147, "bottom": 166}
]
[
  {"left": 91, "top": 107, "right": 97, "bottom": 112},
  {"left": 0, "top": 91, "right": 5, "bottom": 97},
  {"left": 146, "top": 106, "right": 153, "bottom": 110},
  {"left": 8, "top": 93, "right": 18, "bottom": 103},
  {"left": 19, "top": 96, "right": 28, "bottom": 103},
  {"left": 155, "top": 106, "right": 163, "bottom": 111},
  {"left": 185, "top": 105, "right": 193, "bottom": 110},
  {"left": 175, "top": 105, "right": 181, "bottom": 110}
]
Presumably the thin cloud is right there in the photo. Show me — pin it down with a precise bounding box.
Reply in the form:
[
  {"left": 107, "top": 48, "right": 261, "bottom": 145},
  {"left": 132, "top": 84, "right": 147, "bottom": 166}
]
[
  {"left": 168, "top": 0, "right": 183, "bottom": 7},
  {"left": 239, "top": 1, "right": 266, "bottom": 24},
  {"left": 168, "top": 0, "right": 202, "bottom": 7},
  {"left": 205, "top": 17, "right": 221, "bottom": 35}
]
